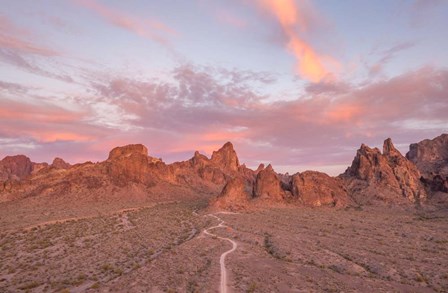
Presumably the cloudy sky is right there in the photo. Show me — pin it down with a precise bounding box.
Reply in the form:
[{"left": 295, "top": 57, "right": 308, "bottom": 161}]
[{"left": 1, "top": 0, "right": 447, "bottom": 175}]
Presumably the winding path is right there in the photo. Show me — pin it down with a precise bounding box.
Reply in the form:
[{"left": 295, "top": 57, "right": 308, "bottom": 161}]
[{"left": 203, "top": 213, "right": 238, "bottom": 293}]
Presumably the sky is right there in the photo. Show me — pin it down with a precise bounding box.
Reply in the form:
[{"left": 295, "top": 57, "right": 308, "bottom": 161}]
[{"left": 0, "top": 0, "right": 447, "bottom": 175}]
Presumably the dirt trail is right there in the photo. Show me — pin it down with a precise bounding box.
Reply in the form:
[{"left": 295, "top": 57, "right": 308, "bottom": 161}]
[{"left": 203, "top": 213, "right": 238, "bottom": 293}]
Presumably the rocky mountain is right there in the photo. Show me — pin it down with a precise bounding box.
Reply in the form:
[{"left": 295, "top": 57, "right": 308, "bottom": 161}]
[
  {"left": 406, "top": 133, "right": 448, "bottom": 193},
  {"left": 0, "top": 142, "right": 244, "bottom": 203},
  {"left": 341, "top": 138, "right": 426, "bottom": 204},
  {"left": 1, "top": 135, "right": 447, "bottom": 209}
]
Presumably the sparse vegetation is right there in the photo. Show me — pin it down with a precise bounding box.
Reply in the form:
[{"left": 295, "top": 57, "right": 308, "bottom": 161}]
[{"left": 0, "top": 200, "right": 447, "bottom": 292}]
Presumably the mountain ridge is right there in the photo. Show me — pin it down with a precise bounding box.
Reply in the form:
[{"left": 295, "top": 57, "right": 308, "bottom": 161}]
[{"left": 1, "top": 135, "right": 447, "bottom": 209}]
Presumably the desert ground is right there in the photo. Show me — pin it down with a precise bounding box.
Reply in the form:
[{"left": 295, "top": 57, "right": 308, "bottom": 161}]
[{"left": 1, "top": 196, "right": 447, "bottom": 293}]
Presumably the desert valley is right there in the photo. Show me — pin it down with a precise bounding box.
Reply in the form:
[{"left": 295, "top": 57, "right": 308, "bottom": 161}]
[
  {"left": 0, "top": 134, "right": 447, "bottom": 292},
  {"left": 2, "top": 1, "right": 448, "bottom": 292}
]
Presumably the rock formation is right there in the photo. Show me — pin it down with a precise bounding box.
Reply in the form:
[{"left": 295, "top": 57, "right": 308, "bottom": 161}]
[
  {"left": 0, "top": 155, "right": 33, "bottom": 181},
  {"left": 210, "top": 142, "right": 240, "bottom": 172},
  {"left": 292, "top": 171, "right": 349, "bottom": 207},
  {"left": 106, "top": 144, "right": 153, "bottom": 186},
  {"left": 51, "top": 158, "right": 71, "bottom": 169},
  {"left": 212, "top": 177, "right": 251, "bottom": 210},
  {"left": 31, "top": 162, "right": 49, "bottom": 174},
  {"left": 253, "top": 164, "right": 285, "bottom": 201},
  {"left": 406, "top": 133, "right": 448, "bottom": 193},
  {"left": 2, "top": 136, "right": 446, "bottom": 209},
  {"left": 342, "top": 138, "right": 426, "bottom": 204}
]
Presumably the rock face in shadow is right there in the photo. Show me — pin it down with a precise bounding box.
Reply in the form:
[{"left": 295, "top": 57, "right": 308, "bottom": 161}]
[
  {"left": 212, "top": 177, "right": 251, "bottom": 210},
  {"left": 253, "top": 164, "right": 285, "bottom": 201},
  {"left": 342, "top": 138, "right": 426, "bottom": 204},
  {"left": 406, "top": 133, "right": 448, "bottom": 193},
  {"left": 0, "top": 155, "right": 33, "bottom": 181},
  {"left": 292, "top": 171, "right": 349, "bottom": 207}
]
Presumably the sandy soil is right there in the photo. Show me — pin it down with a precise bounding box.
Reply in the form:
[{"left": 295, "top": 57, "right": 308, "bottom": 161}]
[{"left": 0, "top": 199, "right": 447, "bottom": 292}]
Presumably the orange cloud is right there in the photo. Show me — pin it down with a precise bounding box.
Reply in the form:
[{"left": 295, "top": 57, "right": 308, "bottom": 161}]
[{"left": 258, "top": 0, "right": 332, "bottom": 82}]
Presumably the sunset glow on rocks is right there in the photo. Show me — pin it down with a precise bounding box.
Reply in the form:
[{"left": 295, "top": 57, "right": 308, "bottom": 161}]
[{"left": 1, "top": 0, "right": 447, "bottom": 175}]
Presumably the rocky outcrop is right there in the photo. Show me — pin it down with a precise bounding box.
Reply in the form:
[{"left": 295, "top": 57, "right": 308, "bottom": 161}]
[
  {"left": 106, "top": 144, "right": 153, "bottom": 186},
  {"left": 253, "top": 164, "right": 285, "bottom": 201},
  {"left": 343, "top": 138, "right": 426, "bottom": 203},
  {"left": 406, "top": 133, "right": 448, "bottom": 193},
  {"left": 210, "top": 142, "right": 240, "bottom": 172},
  {"left": 292, "top": 171, "right": 349, "bottom": 207},
  {"left": 51, "top": 158, "right": 71, "bottom": 169},
  {"left": 108, "top": 144, "right": 149, "bottom": 160},
  {"left": 212, "top": 177, "right": 251, "bottom": 210},
  {"left": 0, "top": 155, "right": 33, "bottom": 181},
  {"left": 31, "top": 162, "right": 49, "bottom": 174}
]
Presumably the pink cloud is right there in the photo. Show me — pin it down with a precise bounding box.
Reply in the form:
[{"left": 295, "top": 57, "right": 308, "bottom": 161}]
[
  {"left": 0, "top": 16, "right": 75, "bottom": 83},
  {"left": 0, "top": 16, "right": 59, "bottom": 56},
  {"left": 2, "top": 65, "right": 447, "bottom": 176},
  {"left": 81, "top": 65, "right": 448, "bottom": 171},
  {"left": 368, "top": 41, "right": 416, "bottom": 77},
  {"left": 74, "top": 0, "right": 178, "bottom": 45},
  {"left": 0, "top": 99, "right": 104, "bottom": 146},
  {"left": 216, "top": 10, "right": 247, "bottom": 29}
]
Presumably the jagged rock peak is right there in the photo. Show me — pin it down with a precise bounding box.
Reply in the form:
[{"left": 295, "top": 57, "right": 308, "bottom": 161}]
[
  {"left": 210, "top": 141, "right": 240, "bottom": 172},
  {"left": 190, "top": 150, "right": 209, "bottom": 167},
  {"left": 253, "top": 163, "right": 284, "bottom": 200},
  {"left": 192, "top": 150, "right": 208, "bottom": 160},
  {"left": 383, "top": 138, "right": 402, "bottom": 158},
  {"left": 51, "top": 157, "right": 71, "bottom": 169},
  {"left": 108, "top": 144, "right": 148, "bottom": 160},
  {"left": 344, "top": 138, "right": 426, "bottom": 203},
  {"left": 256, "top": 163, "right": 265, "bottom": 172}
]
